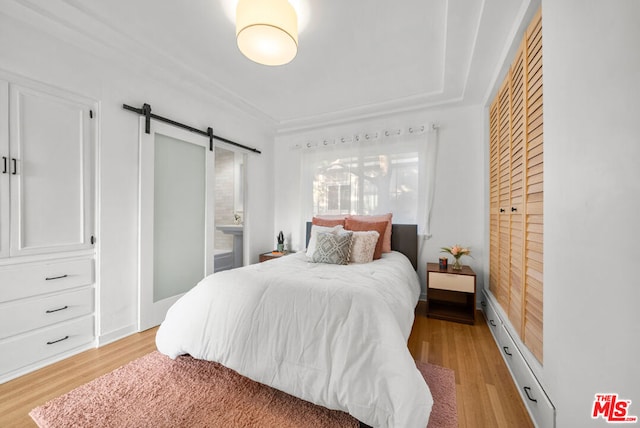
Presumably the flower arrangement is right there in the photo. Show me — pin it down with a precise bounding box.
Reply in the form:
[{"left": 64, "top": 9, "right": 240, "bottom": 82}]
[{"left": 441, "top": 245, "right": 471, "bottom": 270}]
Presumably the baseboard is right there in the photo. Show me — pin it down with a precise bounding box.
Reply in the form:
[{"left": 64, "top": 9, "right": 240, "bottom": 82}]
[{"left": 97, "top": 324, "right": 138, "bottom": 347}]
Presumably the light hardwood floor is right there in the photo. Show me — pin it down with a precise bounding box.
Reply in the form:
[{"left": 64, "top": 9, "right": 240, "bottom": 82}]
[
  {"left": 0, "top": 303, "right": 533, "bottom": 427},
  {"left": 409, "top": 302, "right": 533, "bottom": 427}
]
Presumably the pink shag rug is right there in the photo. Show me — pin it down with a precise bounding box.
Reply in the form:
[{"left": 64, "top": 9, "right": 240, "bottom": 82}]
[{"left": 30, "top": 352, "right": 456, "bottom": 428}]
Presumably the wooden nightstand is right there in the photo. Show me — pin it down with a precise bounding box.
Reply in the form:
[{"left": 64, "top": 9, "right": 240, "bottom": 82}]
[
  {"left": 426, "top": 263, "right": 476, "bottom": 324},
  {"left": 259, "top": 251, "right": 290, "bottom": 263}
]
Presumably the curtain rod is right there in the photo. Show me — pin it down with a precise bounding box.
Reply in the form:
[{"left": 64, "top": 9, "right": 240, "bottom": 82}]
[{"left": 122, "top": 103, "right": 262, "bottom": 154}]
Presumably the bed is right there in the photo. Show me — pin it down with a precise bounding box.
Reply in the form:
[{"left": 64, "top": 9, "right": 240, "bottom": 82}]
[{"left": 156, "top": 223, "right": 432, "bottom": 427}]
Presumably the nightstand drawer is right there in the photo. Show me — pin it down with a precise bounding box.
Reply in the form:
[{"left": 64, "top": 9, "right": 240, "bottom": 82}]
[{"left": 428, "top": 271, "right": 474, "bottom": 293}]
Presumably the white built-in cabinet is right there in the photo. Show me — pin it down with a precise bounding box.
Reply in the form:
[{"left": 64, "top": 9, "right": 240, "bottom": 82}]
[
  {"left": 485, "top": 9, "right": 553, "bottom": 427},
  {"left": 0, "top": 76, "right": 96, "bottom": 383}
]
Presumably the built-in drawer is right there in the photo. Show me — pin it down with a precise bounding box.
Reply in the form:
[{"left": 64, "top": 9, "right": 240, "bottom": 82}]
[
  {"left": 500, "top": 325, "right": 555, "bottom": 428},
  {"left": 481, "top": 292, "right": 502, "bottom": 341},
  {"left": 0, "top": 315, "right": 94, "bottom": 376},
  {"left": 428, "top": 271, "right": 474, "bottom": 293},
  {"left": 0, "top": 287, "right": 94, "bottom": 339},
  {"left": 0, "top": 258, "right": 94, "bottom": 303}
]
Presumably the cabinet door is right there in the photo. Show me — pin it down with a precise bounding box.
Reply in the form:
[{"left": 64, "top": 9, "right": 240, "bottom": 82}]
[
  {"left": 488, "top": 98, "right": 500, "bottom": 298},
  {"left": 0, "top": 80, "right": 8, "bottom": 259},
  {"left": 523, "top": 10, "right": 544, "bottom": 363},
  {"left": 508, "top": 41, "right": 526, "bottom": 335},
  {"left": 497, "top": 77, "right": 511, "bottom": 311},
  {"left": 8, "top": 83, "right": 94, "bottom": 257}
]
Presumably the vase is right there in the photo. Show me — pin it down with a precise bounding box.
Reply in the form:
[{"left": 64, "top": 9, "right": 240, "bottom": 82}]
[{"left": 452, "top": 257, "right": 462, "bottom": 270}]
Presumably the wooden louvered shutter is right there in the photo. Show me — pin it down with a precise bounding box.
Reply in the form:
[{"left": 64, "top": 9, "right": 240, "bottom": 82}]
[
  {"left": 487, "top": 8, "right": 543, "bottom": 364},
  {"left": 497, "top": 78, "right": 511, "bottom": 312},
  {"left": 509, "top": 40, "right": 526, "bottom": 335},
  {"left": 523, "top": 8, "right": 544, "bottom": 363},
  {"left": 489, "top": 99, "right": 500, "bottom": 298}
]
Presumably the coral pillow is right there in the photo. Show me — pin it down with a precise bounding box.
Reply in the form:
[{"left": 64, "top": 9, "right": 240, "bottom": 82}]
[
  {"left": 344, "top": 219, "right": 387, "bottom": 260},
  {"left": 312, "top": 216, "right": 346, "bottom": 227},
  {"left": 348, "top": 213, "right": 393, "bottom": 253}
]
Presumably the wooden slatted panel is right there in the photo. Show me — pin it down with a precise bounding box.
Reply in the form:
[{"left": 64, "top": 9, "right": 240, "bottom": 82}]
[
  {"left": 489, "top": 99, "right": 500, "bottom": 298},
  {"left": 524, "top": 9, "right": 544, "bottom": 363},
  {"left": 497, "top": 77, "right": 511, "bottom": 311},
  {"left": 508, "top": 41, "right": 526, "bottom": 335}
]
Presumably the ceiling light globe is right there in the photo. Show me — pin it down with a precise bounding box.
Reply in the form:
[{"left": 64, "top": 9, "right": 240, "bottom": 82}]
[{"left": 236, "top": 0, "right": 298, "bottom": 66}]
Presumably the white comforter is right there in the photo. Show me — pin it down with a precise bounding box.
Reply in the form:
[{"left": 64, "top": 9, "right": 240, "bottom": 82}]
[{"left": 156, "top": 251, "right": 432, "bottom": 427}]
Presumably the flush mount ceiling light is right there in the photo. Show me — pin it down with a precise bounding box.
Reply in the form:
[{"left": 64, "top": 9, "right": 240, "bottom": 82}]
[{"left": 236, "top": 0, "right": 298, "bottom": 66}]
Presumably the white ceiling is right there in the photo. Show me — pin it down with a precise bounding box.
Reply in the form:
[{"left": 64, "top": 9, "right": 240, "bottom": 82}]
[{"left": 3, "top": 0, "right": 529, "bottom": 131}]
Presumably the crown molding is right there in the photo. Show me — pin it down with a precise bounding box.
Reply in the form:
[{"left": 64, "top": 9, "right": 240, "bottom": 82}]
[
  {"left": 4, "top": 0, "right": 503, "bottom": 134},
  {"left": 7, "top": 0, "right": 279, "bottom": 129}
]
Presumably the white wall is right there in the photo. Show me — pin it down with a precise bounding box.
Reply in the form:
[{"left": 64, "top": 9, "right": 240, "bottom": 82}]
[
  {"left": 543, "top": 1, "right": 640, "bottom": 426},
  {"left": 0, "top": 14, "right": 275, "bottom": 343},
  {"left": 274, "top": 105, "right": 485, "bottom": 299}
]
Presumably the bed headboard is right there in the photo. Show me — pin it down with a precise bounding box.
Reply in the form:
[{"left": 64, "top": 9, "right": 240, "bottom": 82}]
[{"left": 305, "top": 222, "right": 418, "bottom": 270}]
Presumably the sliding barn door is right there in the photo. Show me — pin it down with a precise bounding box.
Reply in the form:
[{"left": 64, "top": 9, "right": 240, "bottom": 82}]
[{"left": 138, "top": 120, "right": 214, "bottom": 331}]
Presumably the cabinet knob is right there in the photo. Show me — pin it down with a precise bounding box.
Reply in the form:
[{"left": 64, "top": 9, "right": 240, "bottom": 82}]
[
  {"left": 511, "top": 207, "right": 517, "bottom": 212},
  {"left": 499, "top": 208, "right": 505, "bottom": 213},
  {"left": 524, "top": 386, "right": 538, "bottom": 403}
]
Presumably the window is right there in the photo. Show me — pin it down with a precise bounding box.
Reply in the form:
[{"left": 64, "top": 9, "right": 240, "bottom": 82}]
[
  {"left": 312, "top": 153, "right": 419, "bottom": 223},
  {"left": 302, "top": 133, "right": 435, "bottom": 230}
]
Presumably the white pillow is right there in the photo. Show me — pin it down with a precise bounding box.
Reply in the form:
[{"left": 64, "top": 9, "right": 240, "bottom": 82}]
[
  {"left": 306, "top": 224, "right": 344, "bottom": 258},
  {"left": 349, "top": 231, "right": 380, "bottom": 264}
]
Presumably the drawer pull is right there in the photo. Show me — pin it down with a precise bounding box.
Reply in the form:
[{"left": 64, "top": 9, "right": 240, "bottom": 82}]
[
  {"left": 45, "top": 274, "right": 68, "bottom": 281},
  {"left": 502, "top": 346, "right": 513, "bottom": 356},
  {"left": 489, "top": 320, "right": 497, "bottom": 327},
  {"left": 481, "top": 301, "right": 486, "bottom": 307},
  {"left": 46, "top": 335, "right": 69, "bottom": 345},
  {"left": 524, "top": 386, "right": 538, "bottom": 403},
  {"left": 45, "top": 305, "right": 69, "bottom": 314}
]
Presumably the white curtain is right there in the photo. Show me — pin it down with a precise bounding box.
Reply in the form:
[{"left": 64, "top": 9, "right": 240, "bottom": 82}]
[
  {"left": 300, "top": 127, "right": 439, "bottom": 238},
  {"left": 421, "top": 127, "right": 439, "bottom": 238}
]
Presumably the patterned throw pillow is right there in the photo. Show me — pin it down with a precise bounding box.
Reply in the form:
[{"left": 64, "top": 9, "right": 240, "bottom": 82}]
[
  {"left": 311, "top": 231, "right": 353, "bottom": 265},
  {"left": 349, "top": 231, "right": 380, "bottom": 264}
]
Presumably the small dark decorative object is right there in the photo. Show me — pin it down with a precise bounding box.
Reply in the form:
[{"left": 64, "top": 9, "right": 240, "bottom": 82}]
[
  {"left": 439, "top": 257, "right": 448, "bottom": 270},
  {"left": 277, "top": 231, "right": 285, "bottom": 252}
]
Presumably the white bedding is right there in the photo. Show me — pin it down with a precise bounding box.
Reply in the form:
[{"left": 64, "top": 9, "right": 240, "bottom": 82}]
[{"left": 156, "top": 251, "right": 432, "bottom": 427}]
